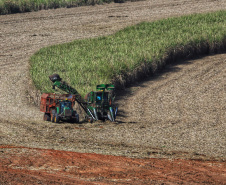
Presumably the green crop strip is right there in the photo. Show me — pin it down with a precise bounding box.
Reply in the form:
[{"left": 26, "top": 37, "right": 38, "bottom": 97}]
[
  {"left": 0, "top": 0, "right": 129, "bottom": 14},
  {"left": 30, "top": 11, "right": 226, "bottom": 96}
]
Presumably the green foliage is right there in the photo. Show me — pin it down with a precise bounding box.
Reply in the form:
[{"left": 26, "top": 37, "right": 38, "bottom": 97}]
[
  {"left": 0, "top": 0, "right": 121, "bottom": 14},
  {"left": 30, "top": 11, "right": 226, "bottom": 96}
]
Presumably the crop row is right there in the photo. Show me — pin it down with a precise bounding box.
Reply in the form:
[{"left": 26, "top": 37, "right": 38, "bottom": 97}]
[{"left": 30, "top": 11, "right": 226, "bottom": 96}]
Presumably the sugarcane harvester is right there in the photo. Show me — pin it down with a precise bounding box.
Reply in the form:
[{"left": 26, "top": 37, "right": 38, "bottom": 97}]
[{"left": 49, "top": 74, "right": 118, "bottom": 122}]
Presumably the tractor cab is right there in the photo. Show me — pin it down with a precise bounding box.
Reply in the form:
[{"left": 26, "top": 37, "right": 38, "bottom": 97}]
[
  {"left": 86, "top": 91, "right": 111, "bottom": 106},
  {"left": 55, "top": 99, "right": 79, "bottom": 123},
  {"left": 59, "top": 100, "right": 72, "bottom": 117},
  {"left": 95, "top": 91, "right": 109, "bottom": 104}
]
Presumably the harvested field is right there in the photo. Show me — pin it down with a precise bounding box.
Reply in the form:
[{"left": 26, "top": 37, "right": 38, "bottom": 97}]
[{"left": 0, "top": 0, "right": 226, "bottom": 184}]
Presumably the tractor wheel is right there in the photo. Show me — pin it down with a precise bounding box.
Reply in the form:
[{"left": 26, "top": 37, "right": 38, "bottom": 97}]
[
  {"left": 54, "top": 114, "right": 60, "bottom": 123},
  {"left": 51, "top": 110, "right": 56, "bottom": 122},
  {"left": 43, "top": 113, "right": 51, "bottom": 121},
  {"left": 75, "top": 115, "right": 79, "bottom": 123},
  {"left": 51, "top": 114, "right": 55, "bottom": 122},
  {"left": 102, "top": 118, "right": 106, "bottom": 122},
  {"left": 71, "top": 112, "right": 79, "bottom": 123},
  {"left": 72, "top": 115, "right": 79, "bottom": 123}
]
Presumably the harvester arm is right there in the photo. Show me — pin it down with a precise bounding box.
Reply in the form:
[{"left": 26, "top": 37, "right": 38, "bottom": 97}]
[{"left": 49, "top": 74, "right": 96, "bottom": 120}]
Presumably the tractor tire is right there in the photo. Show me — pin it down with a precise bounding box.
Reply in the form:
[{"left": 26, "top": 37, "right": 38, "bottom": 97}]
[
  {"left": 71, "top": 112, "right": 79, "bottom": 123},
  {"left": 71, "top": 118, "right": 76, "bottom": 123},
  {"left": 51, "top": 110, "right": 56, "bottom": 122},
  {"left": 75, "top": 115, "right": 79, "bottom": 123},
  {"left": 54, "top": 114, "right": 60, "bottom": 123},
  {"left": 51, "top": 114, "right": 55, "bottom": 122},
  {"left": 44, "top": 113, "right": 51, "bottom": 121}
]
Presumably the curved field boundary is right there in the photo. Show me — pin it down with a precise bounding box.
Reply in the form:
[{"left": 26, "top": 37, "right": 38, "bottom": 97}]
[
  {"left": 0, "top": 0, "right": 132, "bottom": 15},
  {"left": 30, "top": 10, "right": 226, "bottom": 97}
]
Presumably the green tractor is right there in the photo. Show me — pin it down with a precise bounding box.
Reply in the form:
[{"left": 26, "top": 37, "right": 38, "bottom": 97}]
[
  {"left": 53, "top": 99, "right": 79, "bottom": 123},
  {"left": 40, "top": 93, "right": 79, "bottom": 123}
]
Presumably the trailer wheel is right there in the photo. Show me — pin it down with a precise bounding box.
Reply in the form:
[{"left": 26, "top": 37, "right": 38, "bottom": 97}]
[{"left": 44, "top": 113, "right": 51, "bottom": 121}]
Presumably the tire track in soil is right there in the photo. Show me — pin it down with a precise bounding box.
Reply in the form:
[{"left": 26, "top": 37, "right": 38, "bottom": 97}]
[
  {"left": 117, "top": 54, "right": 226, "bottom": 158},
  {"left": 1, "top": 1, "right": 226, "bottom": 184},
  {"left": 121, "top": 55, "right": 225, "bottom": 123},
  {"left": 0, "top": 0, "right": 226, "bottom": 160}
]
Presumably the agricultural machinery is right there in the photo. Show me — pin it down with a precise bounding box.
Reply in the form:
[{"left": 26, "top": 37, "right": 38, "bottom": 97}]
[
  {"left": 40, "top": 93, "right": 79, "bottom": 123},
  {"left": 48, "top": 74, "right": 118, "bottom": 122}
]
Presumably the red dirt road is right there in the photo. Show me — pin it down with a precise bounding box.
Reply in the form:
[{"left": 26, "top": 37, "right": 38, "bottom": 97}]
[{"left": 0, "top": 145, "right": 225, "bottom": 184}]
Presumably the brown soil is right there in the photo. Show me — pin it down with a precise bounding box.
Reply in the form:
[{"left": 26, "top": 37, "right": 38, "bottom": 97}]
[
  {"left": 1, "top": 145, "right": 226, "bottom": 184},
  {"left": 0, "top": 0, "right": 226, "bottom": 184}
]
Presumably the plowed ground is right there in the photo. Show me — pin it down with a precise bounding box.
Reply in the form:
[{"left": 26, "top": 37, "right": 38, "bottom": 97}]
[
  {"left": 0, "top": 0, "right": 226, "bottom": 184},
  {"left": 1, "top": 145, "right": 226, "bottom": 184}
]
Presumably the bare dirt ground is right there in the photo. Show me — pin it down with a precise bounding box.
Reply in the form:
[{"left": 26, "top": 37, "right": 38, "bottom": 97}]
[
  {"left": 1, "top": 145, "right": 226, "bottom": 185},
  {"left": 0, "top": 0, "right": 226, "bottom": 184}
]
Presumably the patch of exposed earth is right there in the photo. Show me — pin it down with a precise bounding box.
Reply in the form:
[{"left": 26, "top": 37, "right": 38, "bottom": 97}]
[
  {"left": 0, "top": 145, "right": 226, "bottom": 184},
  {"left": 0, "top": 0, "right": 226, "bottom": 184}
]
